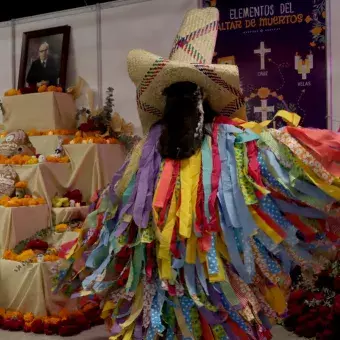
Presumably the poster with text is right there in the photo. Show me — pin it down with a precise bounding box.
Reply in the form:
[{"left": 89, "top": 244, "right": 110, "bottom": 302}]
[{"left": 204, "top": 0, "right": 327, "bottom": 128}]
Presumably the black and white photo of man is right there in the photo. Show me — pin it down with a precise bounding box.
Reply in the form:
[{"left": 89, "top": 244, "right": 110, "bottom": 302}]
[{"left": 26, "top": 42, "right": 59, "bottom": 87}]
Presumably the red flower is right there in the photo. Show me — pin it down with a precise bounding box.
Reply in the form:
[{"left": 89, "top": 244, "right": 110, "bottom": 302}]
[
  {"left": 313, "top": 292, "right": 325, "bottom": 301},
  {"left": 288, "top": 304, "right": 304, "bottom": 316},
  {"left": 25, "top": 239, "right": 49, "bottom": 252},
  {"left": 64, "top": 190, "right": 83, "bottom": 203},
  {"left": 23, "top": 323, "right": 31, "bottom": 332},
  {"left": 334, "top": 294, "right": 340, "bottom": 315},
  {"left": 44, "top": 322, "right": 60, "bottom": 335},
  {"left": 319, "top": 329, "right": 334, "bottom": 340},
  {"left": 3, "top": 318, "right": 24, "bottom": 331},
  {"left": 296, "top": 314, "right": 312, "bottom": 324},
  {"left": 19, "top": 86, "right": 37, "bottom": 94},
  {"left": 58, "top": 325, "right": 81, "bottom": 336},
  {"left": 318, "top": 305, "right": 331, "bottom": 316},
  {"left": 31, "top": 319, "right": 44, "bottom": 334},
  {"left": 334, "top": 276, "right": 340, "bottom": 292},
  {"left": 290, "top": 289, "right": 307, "bottom": 302}
]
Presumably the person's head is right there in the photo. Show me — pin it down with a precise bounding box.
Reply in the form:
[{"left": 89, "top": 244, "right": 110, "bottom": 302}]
[{"left": 39, "top": 42, "right": 49, "bottom": 61}]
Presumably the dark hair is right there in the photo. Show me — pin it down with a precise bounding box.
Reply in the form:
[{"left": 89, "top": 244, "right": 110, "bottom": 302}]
[{"left": 158, "top": 81, "right": 216, "bottom": 159}]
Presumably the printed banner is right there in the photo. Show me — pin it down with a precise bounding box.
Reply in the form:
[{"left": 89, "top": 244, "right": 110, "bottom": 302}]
[{"left": 204, "top": 0, "right": 327, "bottom": 128}]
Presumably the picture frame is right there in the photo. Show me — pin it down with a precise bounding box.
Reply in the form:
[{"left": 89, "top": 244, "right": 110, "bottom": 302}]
[{"left": 18, "top": 25, "right": 71, "bottom": 90}]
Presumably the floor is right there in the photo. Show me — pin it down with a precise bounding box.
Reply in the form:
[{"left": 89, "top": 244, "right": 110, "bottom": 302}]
[{"left": 0, "top": 325, "right": 300, "bottom": 339}]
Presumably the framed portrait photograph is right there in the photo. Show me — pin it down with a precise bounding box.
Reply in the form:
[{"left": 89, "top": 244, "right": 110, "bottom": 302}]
[{"left": 18, "top": 25, "right": 71, "bottom": 90}]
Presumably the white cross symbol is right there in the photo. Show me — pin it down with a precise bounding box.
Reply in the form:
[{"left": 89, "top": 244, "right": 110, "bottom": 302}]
[
  {"left": 254, "top": 42, "right": 271, "bottom": 70},
  {"left": 254, "top": 99, "right": 275, "bottom": 122}
]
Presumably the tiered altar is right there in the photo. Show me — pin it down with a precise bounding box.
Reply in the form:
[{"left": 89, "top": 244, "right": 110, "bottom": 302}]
[{"left": 0, "top": 89, "right": 127, "bottom": 335}]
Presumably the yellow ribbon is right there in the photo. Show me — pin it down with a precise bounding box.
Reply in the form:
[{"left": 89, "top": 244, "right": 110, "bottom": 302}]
[
  {"left": 297, "top": 159, "right": 340, "bottom": 200},
  {"left": 240, "top": 110, "right": 301, "bottom": 133},
  {"left": 263, "top": 285, "right": 287, "bottom": 315},
  {"left": 101, "top": 300, "right": 115, "bottom": 319},
  {"left": 209, "top": 255, "right": 226, "bottom": 283},
  {"left": 249, "top": 207, "right": 283, "bottom": 244},
  {"left": 179, "top": 152, "right": 201, "bottom": 239}
]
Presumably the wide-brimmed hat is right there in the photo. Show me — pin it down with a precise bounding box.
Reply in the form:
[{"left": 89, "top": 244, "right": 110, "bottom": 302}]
[{"left": 127, "top": 8, "right": 246, "bottom": 133}]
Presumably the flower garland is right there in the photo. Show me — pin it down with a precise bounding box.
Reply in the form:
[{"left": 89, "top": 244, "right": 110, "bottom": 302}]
[
  {"left": 0, "top": 195, "right": 46, "bottom": 207},
  {"left": 45, "top": 155, "right": 70, "bottom": 163},
  {"left": 55, "top": 221, "right": 83, "bottom": 233},
  {"left": 68, "top": 136, "right": 119, "bottom": 144},
  {"left": 64, "top": 130, "right": 119, "bottom": 144},
  {"left": 0, "top": 129, "right": 76, "bottom": 138},
  {"left": 4, "top": 85, "right": 64, "bottom": 97},
  {"left": 284, "top": 261, "right": 340, "bottom": 339},
  {"left": 0, "top": 154, "right": 70, "bottom": 165},
  {"left": 3, "top": 240, "right": 59, "bottom": 263},
  {"left": 0, "top": 301, "right": 103, "bottom": 336}
]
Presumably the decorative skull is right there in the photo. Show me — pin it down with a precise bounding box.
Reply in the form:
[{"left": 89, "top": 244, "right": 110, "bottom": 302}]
[
  {"left": 0, "top": 165, "right": 18, "bottom": 197},
  {"left": 0, "top": 130, "right": 36, "bottom": 157}
]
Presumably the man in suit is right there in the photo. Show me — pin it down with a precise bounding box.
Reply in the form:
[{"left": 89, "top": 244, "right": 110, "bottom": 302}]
[{"left": 26, "top": 42, "right": 59, "bottom": 87}]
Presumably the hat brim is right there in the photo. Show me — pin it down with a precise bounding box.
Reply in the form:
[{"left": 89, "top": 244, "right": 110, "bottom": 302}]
[{"left": 128, "top": 49, "right": 246, "bottom": 133}]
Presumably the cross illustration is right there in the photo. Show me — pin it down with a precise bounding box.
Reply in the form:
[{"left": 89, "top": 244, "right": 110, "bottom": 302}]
[
  {"left": 254, "top": 99, "right": 275, "bottom": 122},
  {"left": 254, "top": 42, "right": 271, "bottom": 70}
]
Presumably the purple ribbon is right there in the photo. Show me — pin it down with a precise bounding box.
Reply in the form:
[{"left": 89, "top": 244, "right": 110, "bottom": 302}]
[
  {"left": 109, "top": 158, "right": 129, "bottom": 203},
  {"left": 198, "top": 306, "right": 223, "bottom": 325},
  {"left": 133, "top": 124, "right": 162, "bottom": 228}
]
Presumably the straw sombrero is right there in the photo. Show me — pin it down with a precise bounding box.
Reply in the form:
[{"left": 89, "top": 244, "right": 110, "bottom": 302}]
[{"left": 127, "top": 8, "right": 246, "bottom": 133}]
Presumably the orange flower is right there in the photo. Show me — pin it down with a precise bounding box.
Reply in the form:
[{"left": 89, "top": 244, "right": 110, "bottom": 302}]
[
  {"left": 311, "top": 26, "right": 322, "bottom": 35},
  {"left": 310, "top": 42, "right": 316, "bottom": 47},
  {"left": 46, "top": 155, "right": 70, "bottom": 163},
  {"left": 305, "top": 15, "right": 312, "bottom": 24},
  {"left": 47, "top": 86, "right": 57, "bottom": 92},
  {"left": 38, "top": 85, "right": 47, "bottom": 93},
  {"left": 43, "top": 254, "right": 59, "bottom": 262},
  {"left": 6, "top": 311, "right": 23, "bottom": 318},
  {"left": 15, "top": 181, "right": 28, "bottom": 189},
  {"left": 56, "top": 87, "right": 63, "bottom": 93},
  {"left": 0, "top": 196, "right": 46, "bottom": 207},
  {"left": 24, "top": 313, "right": 34, "bottom": 323},
  {"left": 3, "top": 250, "right": 17, "bottom": 260},
  {"left": 4, "top": 89, "right": 19, "bottom": 96},
  {"left": 257, "top": 87, "right": 271, "bottom": 99}
]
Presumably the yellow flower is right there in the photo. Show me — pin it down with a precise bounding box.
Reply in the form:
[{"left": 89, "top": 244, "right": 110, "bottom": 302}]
[
  {"left": 4, "top": 89, "right": 18, "bottom": 96},
  {"left": 311, "top": 26, "right": 322, "bottom": 35},
  {"left": 16, "top": 249, "right": 35, "bottom": 262},
  {"left": 257, "top": 87, "right": 271, "bottom": 99},
  {"left": 305, "top": 15, "right": 312, "bottom": 24},
  {"left": 55, "top": 224, "right": 68, "bottom": 233}
]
